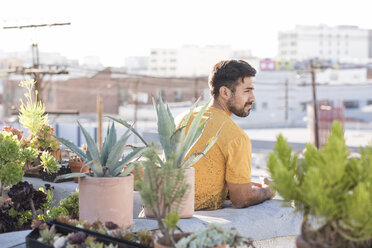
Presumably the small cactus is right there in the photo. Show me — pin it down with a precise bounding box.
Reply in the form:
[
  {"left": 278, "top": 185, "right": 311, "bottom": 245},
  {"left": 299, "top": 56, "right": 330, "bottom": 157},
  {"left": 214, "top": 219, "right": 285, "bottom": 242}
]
[{"left": 176, "top": 224, "right": 255, "bottom": 248}]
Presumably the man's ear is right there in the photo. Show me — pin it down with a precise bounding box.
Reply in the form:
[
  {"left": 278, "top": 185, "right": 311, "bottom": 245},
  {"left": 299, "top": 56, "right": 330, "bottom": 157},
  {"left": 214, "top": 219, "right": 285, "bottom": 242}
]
[{"left": 219, "top": 86, "right": 231, "bottom": 100}]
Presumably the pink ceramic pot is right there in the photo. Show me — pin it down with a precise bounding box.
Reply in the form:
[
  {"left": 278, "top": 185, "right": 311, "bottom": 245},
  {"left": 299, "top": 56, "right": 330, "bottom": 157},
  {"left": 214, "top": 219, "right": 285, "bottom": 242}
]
[
  {"left": 144, "top": 167, "right": 195, "bottom": 219},
  {"left": 79, "top": 174, "right": 133, "bottom": 227}
]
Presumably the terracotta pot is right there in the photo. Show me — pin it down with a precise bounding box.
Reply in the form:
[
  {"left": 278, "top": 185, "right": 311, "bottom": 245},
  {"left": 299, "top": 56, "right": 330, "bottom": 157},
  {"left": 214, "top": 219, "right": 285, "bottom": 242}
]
[
  {"left": 296, "top": 235, "right": 316, "bottom": 248},
  {"left": 79, "top": 175, "right": 134, "bottom": 227},
  {"left": 144, "top": 167, "right": 195, "bottom": 219},
  {"left": 69, "top": 161, "right": 89, "bottom": 183},
  {"left": 154, "top": 232, "right": 191, "bottom": 248},
  {"left": 51, "top": 149, "right": 62, "bottom": 161}
]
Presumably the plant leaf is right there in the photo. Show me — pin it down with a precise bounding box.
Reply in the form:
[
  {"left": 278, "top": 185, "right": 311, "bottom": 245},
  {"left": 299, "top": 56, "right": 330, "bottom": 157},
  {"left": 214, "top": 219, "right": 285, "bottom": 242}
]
[
  {"left": 179, "top": 100, "right": 210, "bottom": 165},
  {"left": 88, "top": 160, "right": 104, "bottom": 177},
  {"left": 100, "top": 122, "right": 117, "bottom": 166},
  {"left": 55, "top": 172, "right": 87, "bottom": 182},
  {"left": 112, "top": 147, "right": 148, "bottom": 176},
  {"left": 77, "top": 121, "right": 100, "bottom": 162},
  {"left": 54, "top": 136, "right": 87, "bottom": 161},
  {"left": 107, "top": 116, "right": 148, "bottom": 146},
  {"left": 106, "top": 130, "right": 131, "bottom": 175},
  {"left": 119, "top": 163, "right": 135, "bottom": 177},
  {"left": 156, "top": 96, "right": 176, "bottom": 161},
  {"left": 182, "top": 133, "right": 219, "bottom": 168}
]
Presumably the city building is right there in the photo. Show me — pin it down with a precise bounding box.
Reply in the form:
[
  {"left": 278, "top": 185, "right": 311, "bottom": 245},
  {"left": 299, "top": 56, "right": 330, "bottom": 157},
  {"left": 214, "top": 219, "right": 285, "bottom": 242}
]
[
  {"left": 147, "top": 45, "right": 255, "bottom": 77},
  {"left": 278, "top": 25, "right": 372, "bottom": 63},
  {"left": 124, "top": 56, "right": 149, "bottom": 75}
]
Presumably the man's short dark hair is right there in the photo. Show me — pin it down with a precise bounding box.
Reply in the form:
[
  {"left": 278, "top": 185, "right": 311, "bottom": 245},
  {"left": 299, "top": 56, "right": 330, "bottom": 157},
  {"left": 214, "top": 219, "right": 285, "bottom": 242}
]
[{"left": 208, "top": 60, "right": 256, "bottom": 98}]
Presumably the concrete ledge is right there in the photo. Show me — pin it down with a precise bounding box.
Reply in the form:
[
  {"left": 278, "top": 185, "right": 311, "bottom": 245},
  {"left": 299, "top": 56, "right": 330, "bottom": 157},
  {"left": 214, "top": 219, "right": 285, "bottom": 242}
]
[{"left": 21, "top": 177, "right": 302, "bottom": 242}]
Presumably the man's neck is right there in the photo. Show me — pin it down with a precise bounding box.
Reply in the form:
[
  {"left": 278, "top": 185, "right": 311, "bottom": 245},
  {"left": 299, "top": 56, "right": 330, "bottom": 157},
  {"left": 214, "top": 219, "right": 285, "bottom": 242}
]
[{"left": 211, "top": 98, "right": 232, "bottom": 116}]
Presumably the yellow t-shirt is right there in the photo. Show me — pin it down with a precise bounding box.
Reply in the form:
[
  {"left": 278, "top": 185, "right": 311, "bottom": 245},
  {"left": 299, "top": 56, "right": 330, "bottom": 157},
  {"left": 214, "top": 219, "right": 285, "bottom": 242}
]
[{"left": 177, "top": 106, "right": 252, "bottom": 210}]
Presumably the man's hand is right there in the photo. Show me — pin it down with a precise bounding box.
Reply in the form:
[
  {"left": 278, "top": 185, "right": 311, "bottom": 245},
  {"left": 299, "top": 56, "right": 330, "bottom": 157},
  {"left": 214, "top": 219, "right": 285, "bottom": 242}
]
[
  {"left": 262, "top": 177, "right": 276, "bottom": 199},
  {"left": 227, "top": 180, "right": 275, "bottom": 208}
]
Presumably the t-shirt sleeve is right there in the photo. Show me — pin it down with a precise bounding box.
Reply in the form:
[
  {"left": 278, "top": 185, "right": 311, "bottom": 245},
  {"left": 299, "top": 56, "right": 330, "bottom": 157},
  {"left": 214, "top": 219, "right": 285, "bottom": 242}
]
[{"left": 225, "top": 136, "right": 252, "bottom": 184}]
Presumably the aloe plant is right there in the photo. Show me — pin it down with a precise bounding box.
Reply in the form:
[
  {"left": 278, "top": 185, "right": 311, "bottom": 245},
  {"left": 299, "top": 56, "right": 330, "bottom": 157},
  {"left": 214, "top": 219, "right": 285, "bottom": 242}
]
[
  {"left": 55, "top": 121, "right": 147, "bottom": 179},
  {"left": 109, "top": 97, "right": 218, "bottom": 168}
]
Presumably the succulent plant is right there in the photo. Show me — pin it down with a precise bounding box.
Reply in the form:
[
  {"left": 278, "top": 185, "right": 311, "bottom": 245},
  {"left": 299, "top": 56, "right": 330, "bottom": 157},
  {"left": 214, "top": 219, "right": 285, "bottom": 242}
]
[
  {"left": 40, "top": 151, "right": 60, "bottom": 174},
  {"left": 114, "top": 97, "right": 219, "bottom": 248},
  {"left": 267, "top": 121, "right": 372, "bottom": 247},
  {"left": 8, "top": 181, "right": 47, "bottom": 219},
  {"left": 176, "top": 224, "right": 255, "bottom": 248},
  {"left": 18, "top": 80, "right": 48, "bottom": 137},
  {"left": 0, "top": 211, "right": 16, "bottom": 233},
  {"left": 68, "top": 231, "right": 86, "bottom": 244},
  {"left": 109, "top": 97, "right": 218, "bottom": 169},
  {"left": 38, "top": 224, "right": 60, "bottom": 244},
  {"left": 55, "top": 121, "right": 146, "bottom": 179}
]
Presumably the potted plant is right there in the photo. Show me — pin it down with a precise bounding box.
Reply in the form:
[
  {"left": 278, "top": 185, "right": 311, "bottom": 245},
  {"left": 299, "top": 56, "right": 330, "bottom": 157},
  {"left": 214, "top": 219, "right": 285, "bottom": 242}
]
[
  {"left": 267, "top": 121, "right": 372, "bottom": 248},
  {"left": 67, "top": 146, "right": 89, "bottom": 183},
  {"left": 17, "top": 80, "right": 61, "bottom": 177},
  {"left": 55, "top": 121, "right": 147, "bottom": 227},
  {"left": 0, "top": 130, "right": 38, "bottom": 198},
  {"left": 176, "top": 224, "right": 255, "bottom": 248},
  {"left": 110, "top": 97, "right": 218, "bottom": 219}
]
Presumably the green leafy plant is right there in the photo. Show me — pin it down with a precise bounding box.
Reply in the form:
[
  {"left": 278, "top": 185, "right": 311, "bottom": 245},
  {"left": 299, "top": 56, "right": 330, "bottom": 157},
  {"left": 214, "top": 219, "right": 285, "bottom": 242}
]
[
  {"left": 30, "top": 124, "right": 61, "bottom": 152},
  {"left": 59, "top": 191, "right": 79, "bottom": 219},
  {"left": 267, "top": 121, "right": 372, "bottom": 247},
  {"left": 17, "top": 80, "right": 61, "bottom": 176},
  {"left": 109, "top": 97, "right": 218, "bottom": 169},
  {"left": 0, "top": 131, "right": 38, "bottom": 196},
  {"left": 18, "top": 80, "right": 48, "bottom": 136},
  {"left": 55, "top": 121, "right": 147, "bottom": 180},
  {"left": 176, "top": 224, "right": 255, "bottom": 248},
  {"left": 40, "top": 151, "right": 60, "bottom": 174},
  {"left": 128, "top": 97, "right": 219, "bottom": 247}
]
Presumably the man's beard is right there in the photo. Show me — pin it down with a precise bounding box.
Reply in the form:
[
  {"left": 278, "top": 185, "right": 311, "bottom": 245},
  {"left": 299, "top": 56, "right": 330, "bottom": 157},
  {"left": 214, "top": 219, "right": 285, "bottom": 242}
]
[{"left": 227, "top": 97, "right": 252, "bottom": 118}]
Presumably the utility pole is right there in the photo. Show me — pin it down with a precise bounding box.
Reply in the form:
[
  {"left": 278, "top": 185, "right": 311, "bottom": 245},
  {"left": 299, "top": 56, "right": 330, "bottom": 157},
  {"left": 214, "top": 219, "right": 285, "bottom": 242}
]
[
  {"left": 310, "top": 61, "right": 320, "bottom": 149},
  {"left": 3, "top": 22, "right": 70, "bottom": 103},
  {"left": 194, "top": 77, "right": 199, "bottom": 101}
]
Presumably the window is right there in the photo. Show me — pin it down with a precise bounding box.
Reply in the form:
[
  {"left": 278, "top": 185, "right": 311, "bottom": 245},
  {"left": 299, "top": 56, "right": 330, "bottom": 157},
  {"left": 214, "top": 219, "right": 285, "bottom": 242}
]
[
  {"left": 119, "top": 88, "right": 126, "bottom": 104},
  {"left": 300, "top": 102, "right": 307, "bottom": 112},
  {"left": 344, "top": 100, "right": 359, "bottom": 109},
  {"left": 174, "top": 89, "right": 182, "bottom": 102},
  {"left": 48, "top": 88, "right": 53, "bottom": 103},
  {"left": 156, "top": 88, "right": 165, "bottom": 99}
]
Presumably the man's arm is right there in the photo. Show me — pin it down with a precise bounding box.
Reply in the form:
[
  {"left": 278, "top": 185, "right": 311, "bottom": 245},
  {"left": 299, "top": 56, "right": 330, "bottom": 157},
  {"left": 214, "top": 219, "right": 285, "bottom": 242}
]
[{"left": 227, "top": 180, "right": 275, "bottom": 208}]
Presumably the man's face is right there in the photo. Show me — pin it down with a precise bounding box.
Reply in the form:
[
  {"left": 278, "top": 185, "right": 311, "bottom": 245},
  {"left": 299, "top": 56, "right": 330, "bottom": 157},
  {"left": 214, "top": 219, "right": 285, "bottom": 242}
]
[{"left": 226, "top": 76, "right": 255, "bottom": 117}]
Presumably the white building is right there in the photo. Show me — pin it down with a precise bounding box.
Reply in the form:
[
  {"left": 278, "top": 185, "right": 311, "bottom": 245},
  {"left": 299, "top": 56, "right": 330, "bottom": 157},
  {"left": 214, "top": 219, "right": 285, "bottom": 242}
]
[
  {"left": 147, "top": 45, "right": 254, "bottom": 77},
  {"left": 231, "top": 69, "right": 372, "bottom": 128},
  {"left": 124, "top": 56, "right": 148, "bottom": 75},
  {"left": 278, "top": 25, "right": 372, "bottom": 63}
]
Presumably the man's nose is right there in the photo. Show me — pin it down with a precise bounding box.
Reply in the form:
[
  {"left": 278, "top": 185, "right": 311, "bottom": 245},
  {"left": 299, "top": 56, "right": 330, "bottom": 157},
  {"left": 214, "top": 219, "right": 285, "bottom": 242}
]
[{"left": 250, "top": 93, "right": 256, "bottom": 103}]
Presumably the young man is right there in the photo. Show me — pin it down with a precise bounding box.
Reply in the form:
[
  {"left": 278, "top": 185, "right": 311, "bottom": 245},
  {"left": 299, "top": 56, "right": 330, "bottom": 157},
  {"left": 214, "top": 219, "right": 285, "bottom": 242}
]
[{"left": 178, "top": 60, "right": 275, "bottom": 210}]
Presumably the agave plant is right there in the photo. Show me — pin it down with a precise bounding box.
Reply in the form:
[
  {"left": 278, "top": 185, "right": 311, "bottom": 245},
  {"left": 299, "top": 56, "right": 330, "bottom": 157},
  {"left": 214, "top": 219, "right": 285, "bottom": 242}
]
[
  {"left": 109, "top": 97, "right": 218, "bottom": 168},
  {"left": 55, "top": 121, "right": 146, "bottom": 179}
]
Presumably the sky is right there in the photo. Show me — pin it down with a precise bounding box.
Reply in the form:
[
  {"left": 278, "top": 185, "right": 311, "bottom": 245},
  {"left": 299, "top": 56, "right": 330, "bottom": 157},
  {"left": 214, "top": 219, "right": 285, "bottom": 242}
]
[{"left": 0, "top": 0, "right": 371, "bottom": 67}]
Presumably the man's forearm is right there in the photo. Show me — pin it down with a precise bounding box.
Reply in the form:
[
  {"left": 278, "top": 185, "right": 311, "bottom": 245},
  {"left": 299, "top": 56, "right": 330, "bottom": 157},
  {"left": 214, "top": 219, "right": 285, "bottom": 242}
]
[
  {"left": 227, "top": 182, "right": 274, "bottom": 208},
  {"left": 241, "top": 186, "right": 271, "bottom": 207}
]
